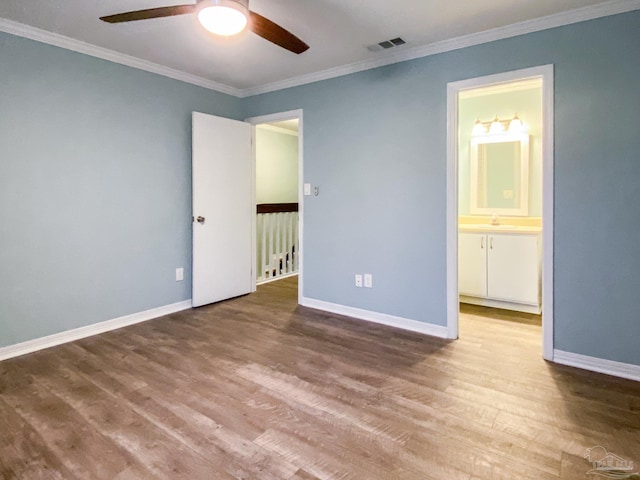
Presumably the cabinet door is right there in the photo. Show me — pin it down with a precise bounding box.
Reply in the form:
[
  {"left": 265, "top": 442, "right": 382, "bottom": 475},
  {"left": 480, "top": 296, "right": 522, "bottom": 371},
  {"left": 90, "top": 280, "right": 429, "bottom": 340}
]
[
  {"left": 487, "top": 234, "right": 539, "bottom": 305},
  {"left": 459, "top": 233, "right": 487, "bottom": 297}
]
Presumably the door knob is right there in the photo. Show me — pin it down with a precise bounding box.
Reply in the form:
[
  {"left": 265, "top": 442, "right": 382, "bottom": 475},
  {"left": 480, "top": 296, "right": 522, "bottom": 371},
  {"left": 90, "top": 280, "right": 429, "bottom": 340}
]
[{"left": 196, "top": 216, "right": 205, "bottom": 224}]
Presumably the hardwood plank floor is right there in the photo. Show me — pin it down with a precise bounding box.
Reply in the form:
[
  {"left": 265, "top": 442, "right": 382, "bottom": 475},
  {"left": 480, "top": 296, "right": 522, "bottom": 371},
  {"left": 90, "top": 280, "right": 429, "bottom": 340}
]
[{"left": 1, "top": 277, "right": 639, "bottom": 479}]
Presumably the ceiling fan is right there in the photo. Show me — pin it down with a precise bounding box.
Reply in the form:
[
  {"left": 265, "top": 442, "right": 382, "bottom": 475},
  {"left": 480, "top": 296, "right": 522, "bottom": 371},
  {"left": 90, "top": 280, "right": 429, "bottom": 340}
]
[{"left": 100, "top": 0, "right": 309, "bottom": 54}]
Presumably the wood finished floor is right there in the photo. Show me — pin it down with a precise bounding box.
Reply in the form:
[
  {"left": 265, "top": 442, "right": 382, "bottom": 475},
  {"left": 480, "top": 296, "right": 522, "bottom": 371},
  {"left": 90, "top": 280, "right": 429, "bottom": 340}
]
[{"left": 1, "top": 277, "right": 639, "bottom": 479}]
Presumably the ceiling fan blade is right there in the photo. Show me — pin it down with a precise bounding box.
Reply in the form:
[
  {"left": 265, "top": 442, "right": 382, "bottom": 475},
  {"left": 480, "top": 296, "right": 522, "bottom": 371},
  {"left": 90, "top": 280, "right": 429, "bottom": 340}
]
[
  {"left": 100, "top": 5, "right": 196, "bottom": 24},
  {"left": 248, "top": 11, "right": 309, "bottom": 54}
]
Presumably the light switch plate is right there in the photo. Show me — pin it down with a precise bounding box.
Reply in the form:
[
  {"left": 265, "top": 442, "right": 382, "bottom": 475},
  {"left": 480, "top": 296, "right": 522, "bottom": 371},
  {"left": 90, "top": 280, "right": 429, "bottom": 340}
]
[
  {"left": 304, "top": 183, "right": 311, "bottom": 196},
  {"left": 364, "top": 274, "right": 373, "bottom": 288},
  {"left": 176, "top": 267, "right": 184, "bottom": 281}
]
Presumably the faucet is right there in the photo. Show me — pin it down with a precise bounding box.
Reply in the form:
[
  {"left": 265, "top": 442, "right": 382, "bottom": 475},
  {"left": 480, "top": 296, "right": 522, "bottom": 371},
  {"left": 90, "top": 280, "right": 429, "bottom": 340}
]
[{"left": 490, "top": 213, "right": 500, "bottom": 225}]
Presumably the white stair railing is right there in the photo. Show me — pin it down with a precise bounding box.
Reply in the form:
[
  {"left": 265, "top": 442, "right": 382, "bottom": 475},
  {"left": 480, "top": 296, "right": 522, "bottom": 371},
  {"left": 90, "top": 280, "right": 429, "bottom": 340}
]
[{"left": 256, "top": 204, "right": 298, "bottom": 283}]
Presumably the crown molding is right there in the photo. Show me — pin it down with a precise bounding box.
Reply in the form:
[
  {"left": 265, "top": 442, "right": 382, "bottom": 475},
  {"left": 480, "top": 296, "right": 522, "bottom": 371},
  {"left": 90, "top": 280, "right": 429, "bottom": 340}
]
[
  {"left": 2, "top": 0, "right": 639, "bottom": 99},
  {"left": 0, "top": 17, "right": 243, "bottom": 97},
  {"left": 240, "top": 0, "right": 640, "bottom": 97}
]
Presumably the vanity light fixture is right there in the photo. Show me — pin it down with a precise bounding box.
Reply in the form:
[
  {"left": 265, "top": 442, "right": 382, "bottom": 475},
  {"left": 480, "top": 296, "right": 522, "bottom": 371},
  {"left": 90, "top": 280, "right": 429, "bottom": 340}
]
[
  {"left": 472, "top": 118, "right": 486, "bottom": 136},
  {"left": 489, "top": 115, "right": 505, "bottom": 135},
  {"left": 471, "top": 113, "right": 525, "bottom": 136},
  {"left": 197, "top": 0, "right": 249, "bottom": 36},
  {"left": 508, "top": 113, "right": 524, "bottom": 133}
]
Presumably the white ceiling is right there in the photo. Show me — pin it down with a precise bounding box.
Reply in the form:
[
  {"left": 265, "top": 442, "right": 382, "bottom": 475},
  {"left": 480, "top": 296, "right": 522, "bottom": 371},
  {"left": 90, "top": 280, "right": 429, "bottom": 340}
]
[{"left": 0, "top": 0, "right": 635, "bottom": 96}]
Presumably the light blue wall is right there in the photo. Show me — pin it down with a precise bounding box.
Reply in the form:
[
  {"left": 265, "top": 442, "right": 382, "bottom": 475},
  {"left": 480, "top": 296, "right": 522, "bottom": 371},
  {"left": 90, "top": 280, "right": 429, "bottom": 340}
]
[
  {"left": 0, "top": 32, "right": 242, "bottom": 348},
  {"left": 243, "top": 11, "right": 640, "bottom": 365}
]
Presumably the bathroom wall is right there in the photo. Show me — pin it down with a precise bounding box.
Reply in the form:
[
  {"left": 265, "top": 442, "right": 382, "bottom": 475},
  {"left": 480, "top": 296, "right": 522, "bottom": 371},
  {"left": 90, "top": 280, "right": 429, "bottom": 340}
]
[{"left": 459, "top": 86, "right": 543, "bottom": 217}]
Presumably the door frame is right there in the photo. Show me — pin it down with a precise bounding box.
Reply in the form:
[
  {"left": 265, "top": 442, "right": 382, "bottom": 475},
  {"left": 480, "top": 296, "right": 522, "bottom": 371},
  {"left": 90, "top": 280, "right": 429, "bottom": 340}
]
[
  {"left": 446, "top": 65, "right": 554, "bottom": 360},
  {"left": 245, "top": 109, "right": 304, "bottom": 305}
]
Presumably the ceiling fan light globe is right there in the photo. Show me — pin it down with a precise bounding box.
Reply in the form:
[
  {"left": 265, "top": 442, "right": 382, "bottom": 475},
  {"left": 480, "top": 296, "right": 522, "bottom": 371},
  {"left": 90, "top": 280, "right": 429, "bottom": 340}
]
[{"left": 197, "top": 0, "right": 248, "bottom": 36}]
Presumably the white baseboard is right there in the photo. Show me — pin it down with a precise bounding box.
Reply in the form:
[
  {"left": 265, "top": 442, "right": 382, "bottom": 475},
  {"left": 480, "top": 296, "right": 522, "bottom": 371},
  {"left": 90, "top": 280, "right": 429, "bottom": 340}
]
[
  {"left": 299, "top": 296, "right": 451, "bottom": 339},
  {"left": 553, "top": 349, "right": 640, "bottom": 382},
  {"left": 0, "top": 300, "right": 193, "bottom": 362}
]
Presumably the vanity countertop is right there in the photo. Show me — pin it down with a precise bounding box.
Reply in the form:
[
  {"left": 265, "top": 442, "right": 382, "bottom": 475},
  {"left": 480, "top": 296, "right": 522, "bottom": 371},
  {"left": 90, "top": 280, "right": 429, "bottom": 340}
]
[{"left": 459, "top": 224, "right": 542, "bottom": 234}]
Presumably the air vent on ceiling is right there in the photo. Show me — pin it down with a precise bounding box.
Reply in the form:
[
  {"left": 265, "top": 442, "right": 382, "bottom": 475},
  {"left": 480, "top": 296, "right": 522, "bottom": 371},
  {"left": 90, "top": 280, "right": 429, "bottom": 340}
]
[{"left": 367, "top": 37, "right": 406, "bottom": 52}]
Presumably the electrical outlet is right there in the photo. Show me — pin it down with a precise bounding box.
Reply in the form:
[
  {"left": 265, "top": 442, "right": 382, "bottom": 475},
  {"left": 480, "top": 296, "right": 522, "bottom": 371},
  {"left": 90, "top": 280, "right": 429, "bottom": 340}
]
[
  {"left": 355, "top": 274, "right": 363, "bottom": 288},
  {"left": 176, "top": 267, "right": 184, "bottom": 282},
  {"left": 364, "top": 274, "right": 373, "bottom": 288}
]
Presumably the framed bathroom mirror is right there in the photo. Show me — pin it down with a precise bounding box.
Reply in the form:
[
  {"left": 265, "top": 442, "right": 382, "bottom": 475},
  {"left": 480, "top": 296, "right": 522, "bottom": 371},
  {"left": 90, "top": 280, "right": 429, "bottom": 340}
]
[{"left": 470, "top": 133, "right": 530, "bottom": 216}]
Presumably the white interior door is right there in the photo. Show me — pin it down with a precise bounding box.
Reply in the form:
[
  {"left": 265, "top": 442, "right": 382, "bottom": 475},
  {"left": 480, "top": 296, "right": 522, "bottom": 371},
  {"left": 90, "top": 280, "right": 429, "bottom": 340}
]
[{"left": 192, "top": 112, "right": 252, "bottom": 307}]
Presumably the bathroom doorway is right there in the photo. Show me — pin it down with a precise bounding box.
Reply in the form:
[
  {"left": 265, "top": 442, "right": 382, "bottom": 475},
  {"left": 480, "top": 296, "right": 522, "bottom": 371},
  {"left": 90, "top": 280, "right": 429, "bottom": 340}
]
[{"left": 446, "top": 66, "right": 554, "bottom": 359}]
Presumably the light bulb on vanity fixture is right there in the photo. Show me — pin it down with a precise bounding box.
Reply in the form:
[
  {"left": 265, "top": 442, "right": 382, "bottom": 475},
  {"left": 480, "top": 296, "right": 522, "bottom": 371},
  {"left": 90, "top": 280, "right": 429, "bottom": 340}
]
[
  {"left": 508, "top": 113, "right": 524, "bottom": 133},
  {"left": 489, "top": 115, "right": 505, "bottom": 135},
  {"left": 472, "top": 118, "right": 486, "bottom": 136},
  {"left": 197, "top": 0, "right": 249, "bottom": 36},
  {"left": 471, "top": 113, "right": 525, "bottom": 136}
]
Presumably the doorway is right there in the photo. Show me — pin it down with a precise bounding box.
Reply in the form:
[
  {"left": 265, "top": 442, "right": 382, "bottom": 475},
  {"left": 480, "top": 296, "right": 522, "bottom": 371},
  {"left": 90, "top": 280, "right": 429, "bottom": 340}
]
[
  {"left": 446, "top": 66, "right": 554, "bottom": 360},
  {"left": 246, "top": 110, "right": 304, "bottom": 304}
]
